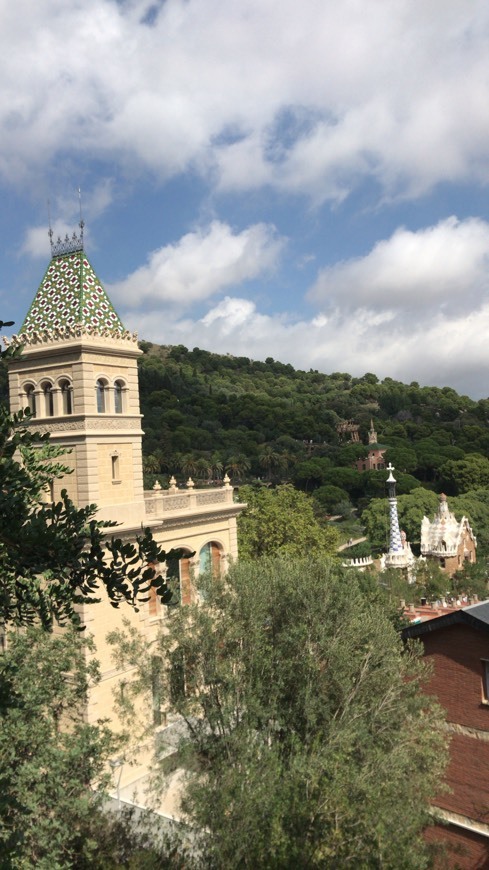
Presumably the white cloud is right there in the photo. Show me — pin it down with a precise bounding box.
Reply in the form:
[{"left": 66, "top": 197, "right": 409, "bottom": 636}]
[
  {"left": 120, "top": 215, "right": 489, "bottom": 397},
  {"left": 309, "top": 217, "right": 489, "bottom": 319},
  {"left": 125, "top": 293, "right": 489, "bottom": 398},
  {"left": 3, "top": 0, "right": 489, "bottom": 201},
  {"left": 109, "top": 220, "right": 284, "bottom": 307}
]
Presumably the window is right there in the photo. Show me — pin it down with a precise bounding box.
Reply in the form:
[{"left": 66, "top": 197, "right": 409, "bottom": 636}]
[
  {"left": 24, "top": 385, "right": 36, "bottom": 416},
  {"left": 166, "top": 556, "right": 181, "bottom": 608},
  {"left": 111, "top": 453, "right": 120, "bottom": 482},
  {"left": 41, "top": 382, "right": 54, "bottom": 417},
  {"left": 151, "top": 656, "right": 164, "bottom": 726},
  {"left": 59, "top": 380, "right": 72, "bottom": 415},
  {"left": 199, "top": 542, "right": 221, "bottom": 578},
  {"left": 96, "top": 379, "right": 106, "bottom": 413},
  {"left": 482, "top": 661, "right": 489, "bottom": 704},
  {"left": 114, "top": 380, "right": 124, "bottom": 414}
]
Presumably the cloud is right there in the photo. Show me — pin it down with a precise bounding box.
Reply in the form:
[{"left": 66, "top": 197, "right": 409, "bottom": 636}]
[
  {"left": 109, "top": 220, "right": 285, "bottom": 307},
  {"left": 125, "top": 292, "right": 489, "bottom": 398},
  {"left": 120, "top": 215, "right": 489, "bottom": 397},
  {"left": 3, "top": 0, "right": 489, "bottom": 201},
  {"left": 309, "top": 217, "right": 489, "bottom": 320}
]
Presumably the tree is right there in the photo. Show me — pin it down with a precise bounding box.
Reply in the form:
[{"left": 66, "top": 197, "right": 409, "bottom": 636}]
[
  {"left": 237, "top": 484, "right": 339, "bottom": 559},
  {"left": 0, "top": 406, "right": 178, "bottom": 630},
  {"left": 225, "top": 454, "right": 251, "bottom": 481},
  {"left": 438, "top": 453, "right": 489, "bottom": 495},
  {"left": 313, "top": 484, "right": 350, "bottom": 513},
  {"left": 0, "top": 626, "right": 117, "bottom": 867},
  {"left": 112, "top": 558, "right": 448, "bottom": 868}
]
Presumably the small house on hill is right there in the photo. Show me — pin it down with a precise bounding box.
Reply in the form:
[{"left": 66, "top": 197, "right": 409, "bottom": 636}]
[{"left": 420, "top": 494, "right": 476, "bottom": 577}]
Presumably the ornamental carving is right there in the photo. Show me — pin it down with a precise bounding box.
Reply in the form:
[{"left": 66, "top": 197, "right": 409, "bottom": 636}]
[
  {"left": 196, "top": 492, "right": 226, "bottom": 505},
  {"left": 85, "top": 417, "right": 142, "bottom": 431},
  {"left": 4, "top": 324, "right": 138, "bottom": 349},
  {"left": 22, "top": 416, "right": 142, "bottom": 434}
]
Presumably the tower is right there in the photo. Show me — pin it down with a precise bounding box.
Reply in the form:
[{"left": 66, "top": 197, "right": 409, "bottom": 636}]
[
  {"left": 8, "top": 226, "right": 145, "bottom": 528},
  {"left": 368, "top": 418, "right": 377, "bottom": 444},
  {"left": 383, "top": 463, "right": 415, "bottom": 572},
  {"left": 6, "top": 221, "right": 246, "bottom": 804}
]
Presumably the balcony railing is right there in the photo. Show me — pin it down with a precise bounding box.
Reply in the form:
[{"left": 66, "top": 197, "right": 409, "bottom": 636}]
[{"left": 144, "top": 478, "right": 237, "bottom": 520}]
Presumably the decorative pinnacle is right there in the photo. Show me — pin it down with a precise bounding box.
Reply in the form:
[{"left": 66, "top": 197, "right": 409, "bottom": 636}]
[
  {"left": 386, "top": 462, "right": 396, "bottom": 484},
  {"left": 48, "top": 189, "right": 85, "bottom": 257}
]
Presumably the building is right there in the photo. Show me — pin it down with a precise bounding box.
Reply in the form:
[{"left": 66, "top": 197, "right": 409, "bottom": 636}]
[
  {"left": 353, "top": 420, "right": 386, "bottom": 471},
  {"left": 353, "top": 447, "right": 386, "bottom": 472},
  {"left": 6, "top": 226, "right": 245, "bottom": 798},
  {"left": 421, "top": 493, "right": 477, "bottom": 577},
  {"left": 402, "top": 603, "right": 489, "bottom": 868},
  {"left": 368, "top": 418, "right": 378, "bottom": 445}
]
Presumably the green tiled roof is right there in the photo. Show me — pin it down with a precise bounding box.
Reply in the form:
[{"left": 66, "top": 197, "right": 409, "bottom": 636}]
[{"left": 21, "top": 251, "right": 125, "bottom": 334}]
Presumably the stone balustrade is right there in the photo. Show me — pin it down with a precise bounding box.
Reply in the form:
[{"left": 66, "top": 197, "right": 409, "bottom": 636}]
[{"left": 144, "top": 481, "right": 236, "bottom": 519}]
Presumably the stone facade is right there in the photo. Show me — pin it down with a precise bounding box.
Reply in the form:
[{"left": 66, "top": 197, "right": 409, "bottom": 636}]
[{"left": 8, "top": 245, "right": 245, "bottom": 799}]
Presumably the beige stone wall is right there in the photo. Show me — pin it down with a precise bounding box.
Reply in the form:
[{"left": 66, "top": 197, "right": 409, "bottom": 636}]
[
  {"left": 96, "top": 442, "right": 135, "bottom": 505},
  {"left": 8, "top": 330, "right": 244, "bottom": 798}
]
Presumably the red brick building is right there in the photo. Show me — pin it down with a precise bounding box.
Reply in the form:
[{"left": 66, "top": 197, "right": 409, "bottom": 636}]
[
  {"left": 353, "top": 447, "right": 386, "bottom": 472},
  {"left": 402, "top": 603, "right": 489, "bottom": 868}
]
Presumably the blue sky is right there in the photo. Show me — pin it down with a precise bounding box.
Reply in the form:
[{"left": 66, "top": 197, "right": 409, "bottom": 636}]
[{"left": 3, "top": 0, "right": 489, "bottom": 397}]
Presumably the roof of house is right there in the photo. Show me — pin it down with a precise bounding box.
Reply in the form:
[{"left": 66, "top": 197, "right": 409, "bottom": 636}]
[
  {"left": 21, "top": 250, "right": 125, "bottom": 335},
  {"left": 420, "top": 493, "right": 476, "bottom": 557},
  {"left": 402, "top": 599, "right": 489, "bottom": 640}
]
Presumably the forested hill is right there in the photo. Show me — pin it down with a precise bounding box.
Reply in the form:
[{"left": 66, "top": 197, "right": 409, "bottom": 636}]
[{"left": 138, "top": 342, "right": 489, "bottom": 498}]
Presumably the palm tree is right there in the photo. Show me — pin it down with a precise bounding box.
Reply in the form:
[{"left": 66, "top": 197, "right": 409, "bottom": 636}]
[
  {"left": 211, "top": 455, "right": 224, "bottom": 482},
  {"left": 143, "top": 453, "right": 160, "bottom": 475},
  {"left": 226, "top": 454, "right": 251, "bottom": 481},
  {"left": 195, "top": 457, "right": 212, "bottom": 482},
  {"left": 179, "top": 454, "right": 199, "bottom": 479},
  {"left": 258, "top": 446, "right": 281, "bottom": 480}
]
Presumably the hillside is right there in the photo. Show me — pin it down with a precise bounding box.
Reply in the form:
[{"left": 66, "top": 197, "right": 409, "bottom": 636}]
[{"left": 138, "top": 341, "right": 489, "bottom": 490}]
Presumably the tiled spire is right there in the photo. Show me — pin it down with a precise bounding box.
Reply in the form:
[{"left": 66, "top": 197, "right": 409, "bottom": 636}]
[
  {"left": 386, "top": 463, "right": 403, "bottom": 553},
  {"left": 21, "top": 249, "right": 125, "bottom": 335}
]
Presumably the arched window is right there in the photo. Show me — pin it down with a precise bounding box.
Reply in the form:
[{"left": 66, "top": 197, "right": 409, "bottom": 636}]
[
  {"left": 59, "top": 380, "right": 73, "bottom": 415},
  {"left": 24, "top": 385, "right": 36, "bottom": 416},
  {"left": 41, "top": 382, "right": 54, "bottom": 417},
  {"left": 166, "top": 552, "right": 193, "bottom": 608},
  {"left": 114, "top": 380, "right": 124, "bottom": 414},
  {"left": 96, "top": 379, "right": 106, "bottom": 413},
  {"left": 199, "top": 542, "right": 221, "bottom": 578}
]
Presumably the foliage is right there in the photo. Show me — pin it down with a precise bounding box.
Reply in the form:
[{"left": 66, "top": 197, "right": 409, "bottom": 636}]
[
  {"left": 236, "top": 484, "right": 339, "bottom": 560},
  {"left": 438, "top": 453, "right": 489, "bottom": 495},
  {"left": 0, "top": 406, "right": 181, "bottom": 629},
  {"left": 312, "top": 484, "right": 350, "bottom": 513},
  {"left": 362, "top": 488, "right": 440, "bottom": 551},
  {"left": 137, "top": 342, "right": 489, "bottom": 516},
  {"left": 113, "top": 558, "right": 448, "bottom": 869},
  {"left": 450, "top": 557, "right": 489, "bottom": 599},
  {"left": 0, "top": 627, "right": 118, "bottom": 868}
]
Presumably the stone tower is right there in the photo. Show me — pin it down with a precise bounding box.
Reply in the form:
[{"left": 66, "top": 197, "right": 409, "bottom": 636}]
[{"left": 7, "top": 227, "right": 145, "bottom": 528}]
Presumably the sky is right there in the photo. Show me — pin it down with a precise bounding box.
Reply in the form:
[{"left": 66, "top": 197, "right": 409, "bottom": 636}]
[{"left": 2, "top": 0, "right": 489, "bottom": 398}]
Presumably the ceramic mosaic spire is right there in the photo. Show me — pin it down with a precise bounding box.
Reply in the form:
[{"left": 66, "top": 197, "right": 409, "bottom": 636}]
[
  {"left": 386, "top": 463, "right": 403, "bottom": 553},
  {"left": 20, "top": 225, "right": 125, "bottom": 335},
  {"left": 383, "top": 463, "right": 416, "bottom": 572}
]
